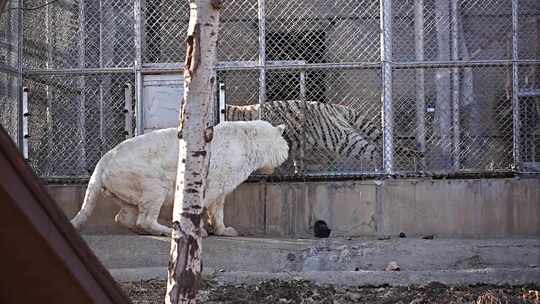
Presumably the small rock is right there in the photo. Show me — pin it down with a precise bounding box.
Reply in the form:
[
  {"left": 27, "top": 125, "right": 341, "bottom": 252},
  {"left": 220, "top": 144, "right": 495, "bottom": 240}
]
[
  {"left": 399, "top": 232, "right": 406, "bottom": 238},
  {"left": 335, "top": 245, "right": 348, "bottom": 251},
  {"left": 409, "top": 298, "right": 423, "bottom": 304},
  {"left": 354, "top": 267, "right": 360, "bottom": 271},
  {"left": 381, "top": 290, "right": 393, "bottom": 298},
  {"left": 377, "top": 235, "right": 391, "bottom": 240},
  {"left": 286, "top": 253, "right": 296, "bottom": 262},
  {"left": 347, "top": 291, "right": 362, "bottom": 301},
  {"left": 385, "top": 261, "right": 400, "bottom": 271},
  {"left": 422, "top": 234, "right": 435, "bottom": 240}
]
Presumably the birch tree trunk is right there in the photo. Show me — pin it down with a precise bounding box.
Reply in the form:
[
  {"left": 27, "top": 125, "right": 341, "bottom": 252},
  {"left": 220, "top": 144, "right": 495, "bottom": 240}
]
[
  {"left": 165, "top": 1, "right": 221, "bottom": 303},
  {"left": 0, "top": 0, "right": 7, "bottom": 16}
]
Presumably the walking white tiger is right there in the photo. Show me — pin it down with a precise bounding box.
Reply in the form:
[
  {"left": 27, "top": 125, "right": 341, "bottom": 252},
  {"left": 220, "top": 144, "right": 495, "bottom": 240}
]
[{"left": 225, "top": 100, "right": 381, "bottom": 173}]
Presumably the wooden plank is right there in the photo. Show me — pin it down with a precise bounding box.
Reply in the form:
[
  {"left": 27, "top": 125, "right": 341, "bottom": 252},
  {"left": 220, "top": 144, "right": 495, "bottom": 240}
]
[{"left": 0, "top": 124, "right": 131, "bottom": 304}]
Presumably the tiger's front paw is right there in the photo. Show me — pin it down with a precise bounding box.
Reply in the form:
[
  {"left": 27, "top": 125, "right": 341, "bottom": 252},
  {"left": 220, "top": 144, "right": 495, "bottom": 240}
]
[{"left": 221, "top": 227, "right": 239, "bottom": 237}]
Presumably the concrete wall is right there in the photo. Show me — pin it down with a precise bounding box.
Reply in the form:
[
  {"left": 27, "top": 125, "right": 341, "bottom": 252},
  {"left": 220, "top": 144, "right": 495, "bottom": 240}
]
[{"left": 49, "top": 177, "right": 540, "bottom": 238}]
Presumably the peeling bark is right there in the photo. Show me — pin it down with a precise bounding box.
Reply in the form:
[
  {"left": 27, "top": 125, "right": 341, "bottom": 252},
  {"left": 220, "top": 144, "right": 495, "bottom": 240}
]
[{"left": 165, "top": 1, "right": 221, "bottom": 303}]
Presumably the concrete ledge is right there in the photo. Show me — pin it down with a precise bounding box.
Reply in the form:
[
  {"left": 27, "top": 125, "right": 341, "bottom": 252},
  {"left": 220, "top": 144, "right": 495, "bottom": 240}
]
[
  {"left": 379, "top": 178, "right": 540, "bottom": 237},
  {"left": 83, "top": 235, "right": 540, "bottom": 273},
  {"left": 87, "top": 235, "right": 540, "bottom": 286},
  {"left": 111, "top": 267, "right": 540, "bottom": 287},
  {"left": 49, "top": 177, "right": 540, "bottom": 237}
]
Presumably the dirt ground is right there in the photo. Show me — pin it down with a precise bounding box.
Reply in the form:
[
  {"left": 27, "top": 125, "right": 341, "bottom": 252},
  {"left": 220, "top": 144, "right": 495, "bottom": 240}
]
[{"left": 121, "top": 279, "right": 540, "bottom": 304}]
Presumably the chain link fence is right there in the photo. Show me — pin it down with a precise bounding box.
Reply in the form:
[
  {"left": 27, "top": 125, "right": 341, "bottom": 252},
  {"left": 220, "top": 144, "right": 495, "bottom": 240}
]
[
  {"left": 0, "top": 0, "right": 538, "bottom": 179},
  {"left": 23, "top": 72, "right": 134, "bottom": 176},
  {"left": 0, "top": 0, "right": 21, "bottom": 143}
]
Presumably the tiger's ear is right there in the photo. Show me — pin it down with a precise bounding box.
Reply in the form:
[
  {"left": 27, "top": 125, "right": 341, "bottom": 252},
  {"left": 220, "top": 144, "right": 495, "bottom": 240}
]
[{"left": 276, "top": 124, "right": 286, "bottom": 135}]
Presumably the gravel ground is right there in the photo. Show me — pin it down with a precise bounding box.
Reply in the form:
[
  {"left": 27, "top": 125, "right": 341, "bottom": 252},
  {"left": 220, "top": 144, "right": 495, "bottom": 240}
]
[{"left": 121, "top": 279, "right": 540, "bottom": 304}]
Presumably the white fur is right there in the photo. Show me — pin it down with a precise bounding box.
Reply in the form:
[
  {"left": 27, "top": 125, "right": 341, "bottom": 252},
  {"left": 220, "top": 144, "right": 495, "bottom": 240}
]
[{"left": 71, "top": 120, "right": 288, "bottom": 236}]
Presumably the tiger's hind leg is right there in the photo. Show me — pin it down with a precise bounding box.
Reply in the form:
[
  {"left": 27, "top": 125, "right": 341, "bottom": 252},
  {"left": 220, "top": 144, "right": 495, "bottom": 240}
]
[
  {"left": 137, "top": 199, "right": 171, "bottom": 236},
  {"left": 136, "top": 178, "right": 172, "bottom": 236},
  {"left": 209, "top": 196, "right": 238, "bottom": 237},
  {"left": 115, "top": 204, "right": 138, "bottom": 231}
]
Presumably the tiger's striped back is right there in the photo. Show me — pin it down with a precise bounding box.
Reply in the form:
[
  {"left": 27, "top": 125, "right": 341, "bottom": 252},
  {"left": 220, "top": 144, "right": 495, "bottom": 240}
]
[
  {"left": 330, "top": 103, "right": 381, "bottom": 144},
  {"left": 225, "top": 100, "right": 381, "bottom": 171}
]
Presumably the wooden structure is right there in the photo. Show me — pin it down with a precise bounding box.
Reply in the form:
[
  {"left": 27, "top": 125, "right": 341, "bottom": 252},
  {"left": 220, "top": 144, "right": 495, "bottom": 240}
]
[{"left": 0, "top": 125, "right": 131, "bottom": 304}]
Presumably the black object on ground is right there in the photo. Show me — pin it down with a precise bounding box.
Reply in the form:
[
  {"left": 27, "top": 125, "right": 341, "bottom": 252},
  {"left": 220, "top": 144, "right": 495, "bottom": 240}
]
[{"left": 314, "top": 220, "right": 331, "bottom": 238}]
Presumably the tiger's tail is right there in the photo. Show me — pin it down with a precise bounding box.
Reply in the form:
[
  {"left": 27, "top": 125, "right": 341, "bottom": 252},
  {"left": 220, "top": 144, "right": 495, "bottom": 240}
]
[{"left": 71, "top": 161, "right": 104, "bottom": 229}]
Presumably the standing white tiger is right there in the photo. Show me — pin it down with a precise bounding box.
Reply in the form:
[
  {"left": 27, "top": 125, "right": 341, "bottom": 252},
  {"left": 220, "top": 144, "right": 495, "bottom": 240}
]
[{"left": 71, "top": 120, "right": 289, "bottom": 236}]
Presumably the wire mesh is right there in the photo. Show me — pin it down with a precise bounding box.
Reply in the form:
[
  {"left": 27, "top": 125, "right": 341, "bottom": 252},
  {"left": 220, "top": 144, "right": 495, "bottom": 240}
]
[
  {"left": 0, "top": 1, "right": 20, "bottom": 143},
  {"left": 23, "top": 0, "right": 135, "bottom": 70},
  {"left": 519, "top": 64, "right": 540, "bottom": 170},
  {"left": 218, "top": 0, "right": 259, "bottom": 62},
  {"left": 217, "top": 70, "right": 260, "bottom": 105},
  {"left": 518, "top": 0, "right": 540, "bottom": 60},
  {"left": 265, "top": 0, "right": 380, "bottom": 63},
  {"left": 142, "top": 0, "right": 189, "bottom": 64},
  {"left": 0, "top": 0, "right": 537, "bottom": 179},
  {"left": 0, "top": 71, "right": 19, "bottom": 142},
  {"left": 392, "top": 0, "right": 513, "bottom": 62},
  {"left": 24, "top": 73, "right": 134, "bottom": 177}
]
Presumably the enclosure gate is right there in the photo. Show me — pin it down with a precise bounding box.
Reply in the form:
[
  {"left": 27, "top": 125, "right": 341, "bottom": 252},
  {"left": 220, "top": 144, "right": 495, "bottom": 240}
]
[{"left": 0, "top": 0, "right": 539, "bottom": 180}]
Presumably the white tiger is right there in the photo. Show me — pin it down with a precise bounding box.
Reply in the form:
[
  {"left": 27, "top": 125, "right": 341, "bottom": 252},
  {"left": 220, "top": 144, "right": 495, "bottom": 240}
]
[
  {"left": 71, "top": 120, "right": 288, "bottom": 236},
  {"left": 225, "top": 100, "right": 381, "bottom": 172}
]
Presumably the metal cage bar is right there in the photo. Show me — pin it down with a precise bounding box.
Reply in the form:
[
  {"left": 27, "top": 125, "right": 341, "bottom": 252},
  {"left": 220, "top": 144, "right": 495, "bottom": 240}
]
[
  {"left": 257, "top": 0, "right": 266, "bottom": 112},
  {"left": 134, "top": 0, "right": 144, "bottom": 136},
  {"left": 381, "top": 0, "right": 394, "bottom": 174},
  {"left": 451, "top": 0, "right": 460, "bottom": 171},
  {"left": 511, "top": 0, "right": 520, "bottom": 171}
]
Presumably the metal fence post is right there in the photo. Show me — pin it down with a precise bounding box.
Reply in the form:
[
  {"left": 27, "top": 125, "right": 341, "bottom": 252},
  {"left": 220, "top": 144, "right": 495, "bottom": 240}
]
[
  {"left": 257, "top": 0, "right": 266, "bottom": 109},
  {"left": 16, "top": 0, "right": 24, "bottom": 150},
  {"left": 44, "top": 1, "right": 54, "bottom": 173},
  {"left": 511, "top": 0, "right": 520, "bottom": 171},
  {"left": 414, "top": 0, "right": 426, "bottom": 170},
  {"left": 299, "top": 70, "right": 306, "bottom": 101},
  {"left": 124, "top": 83, "right": 133, "bottom": 138},
  {"left": 98, "top": 0, "right": 105, "bottom": 152},
  {"left": 451, "top": 0, "right": 460, "bottom": 171},
  {"left": 134, "top": 0, "right": 144, "bottom": 135},
  {"left": 22, "top": 87, "right": 28, "bottom": 159},
  {"left": 78, "top": 0, "right": 87, "bottom": 172},
  {"left": 381, "top": 0, "right": 394, "bottom": 174},
  {"left": 219, "top": 82, "right": 226, "bottom": 123}
]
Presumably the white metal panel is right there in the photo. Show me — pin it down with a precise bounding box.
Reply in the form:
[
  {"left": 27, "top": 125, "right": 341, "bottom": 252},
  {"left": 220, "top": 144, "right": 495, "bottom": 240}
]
[{"left": 142, "top": 74, "right": 184, "bottom": 134}]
